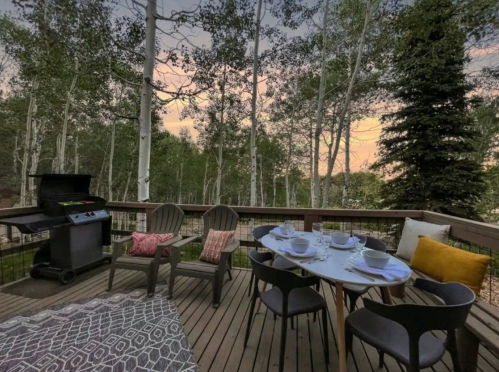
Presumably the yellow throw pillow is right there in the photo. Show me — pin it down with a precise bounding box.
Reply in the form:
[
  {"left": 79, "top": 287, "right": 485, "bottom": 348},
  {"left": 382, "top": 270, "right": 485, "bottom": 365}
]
[
  {"left": 410, "top": 236, "right": 490, "bottom": 295},
  {"left": 410, "top": 236, "right": 448, "bottom": 281}
]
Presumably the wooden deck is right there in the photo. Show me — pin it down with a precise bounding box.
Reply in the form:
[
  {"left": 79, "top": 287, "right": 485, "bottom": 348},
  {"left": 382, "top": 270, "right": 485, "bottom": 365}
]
[{"left": 1, "top": 267, "right": 498, "bottom": 372}]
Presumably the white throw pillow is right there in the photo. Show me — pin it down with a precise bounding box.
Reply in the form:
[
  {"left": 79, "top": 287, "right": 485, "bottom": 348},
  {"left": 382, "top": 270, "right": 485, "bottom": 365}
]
[{"left": 396, "top": 218, "right": 450, "bottom": 261}]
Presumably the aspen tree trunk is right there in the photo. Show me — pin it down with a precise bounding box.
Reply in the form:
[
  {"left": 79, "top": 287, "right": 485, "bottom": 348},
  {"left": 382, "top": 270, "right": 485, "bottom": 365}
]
[
  {"left": 202, "top": 158, "right": 209, "bottom": 204},
  {"left": 108, "top": 119, "right": 116, "bottom": 201},
  {"left": 322, "top": 120, "right": 335, "bottom": 208},
  {"left": 28, "top": 118, "right": 42, "bottom": 205},
  {"left": 309, "top": 117, "right": 314, "bottom": 207},
  {"left": 313, "top": 0, "right": 331, "bottom": 208},
  {"left": 250, "top": 0, "right": 263, "bottom": 207},
  {"left": 74, "top": 134, "right": 79, "bottom": 174},
  {"left": 343, "top": 111, "right": 351, "bottom": 206},
  {"left": 259, "top": 154, "right": 264, "bottom": 207},
  {"left": 137, "top": 0, "right": 157, "bottom": 202},
  {"left": 20, "top": 77, "right": 38, "bottom": 207},
  {"left": 273, "top": 166, "right": 276, "bottom": 207},
  {"left": 178, "top": 162, "right": 183, "bottom": 204},
  {"left": 57, "top": 58, "right": 79, "bottom": 174},
  {"left": 215, "top": 67, "right": 226, "bottom": 205},
  {"left": 118, "top": 167, "right": 132, "bottom": 231}
]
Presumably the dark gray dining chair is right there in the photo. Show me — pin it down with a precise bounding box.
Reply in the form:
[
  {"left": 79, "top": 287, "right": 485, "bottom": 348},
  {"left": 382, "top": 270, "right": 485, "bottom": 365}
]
[
  {"left": 248, "top": 225, "right": 300, "bottom": 296},
  {"left": 245, "top": 250, "right": 329, "bottom": 372},
  {"left": 345, "top": 278, "right": 475, "bottom": 372},
  {"left": 342, "top": 236, "right": 388, "bottom": 312}
]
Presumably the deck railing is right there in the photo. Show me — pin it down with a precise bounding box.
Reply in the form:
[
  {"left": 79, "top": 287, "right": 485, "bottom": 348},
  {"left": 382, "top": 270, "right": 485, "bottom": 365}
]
[{"left": 0, "top": 202, "right": 498, "bottom": 307}]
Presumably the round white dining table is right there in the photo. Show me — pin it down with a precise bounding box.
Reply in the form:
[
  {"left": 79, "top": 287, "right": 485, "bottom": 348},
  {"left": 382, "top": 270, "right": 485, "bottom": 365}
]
[{"left": 261, "top": 232, "right": 411, "bottom": 372}]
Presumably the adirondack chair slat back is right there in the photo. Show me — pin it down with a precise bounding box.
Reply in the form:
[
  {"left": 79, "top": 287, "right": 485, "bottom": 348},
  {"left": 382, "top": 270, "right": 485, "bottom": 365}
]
[
  {"left": 147, "top": 203, "right": 184, "bottom": 235},
  {"left": 202, "top": 205, "right": 239, "bottom": 246}
]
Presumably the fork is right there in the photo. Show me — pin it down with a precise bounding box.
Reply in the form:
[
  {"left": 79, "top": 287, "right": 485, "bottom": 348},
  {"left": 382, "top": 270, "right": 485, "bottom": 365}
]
[{"left": 344, "top": 267, "right": 376, "bottom": 282}]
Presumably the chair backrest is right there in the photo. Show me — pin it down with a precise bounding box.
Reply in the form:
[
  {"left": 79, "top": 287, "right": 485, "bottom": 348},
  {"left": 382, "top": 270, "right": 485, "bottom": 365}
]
[
  {"left": 249, "top": 250, "right": 313, "bottom": 295},
  {"left": 147, "top": 203, "right": 184, "bottom": 235},
  {"left": 252, "top": 225, "right": 278, "bottom": 248},
  {"left": 363, "top": 278, "right": 475, "bottom": 339},
  {"left": 201, "top": 205, "right": 239, "bottom": 245},
  {"left": 365, "top": 237, "right": 387, "bottom": 252}
]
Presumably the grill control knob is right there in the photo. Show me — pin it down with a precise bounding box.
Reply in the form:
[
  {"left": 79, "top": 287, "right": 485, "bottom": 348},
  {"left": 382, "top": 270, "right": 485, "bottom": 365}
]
[
  {"left": 85, "top": 212, "right": 91, "bottom": 217},
  {"left": 90, "top": 212, "right": 95, "bottom": 216}
]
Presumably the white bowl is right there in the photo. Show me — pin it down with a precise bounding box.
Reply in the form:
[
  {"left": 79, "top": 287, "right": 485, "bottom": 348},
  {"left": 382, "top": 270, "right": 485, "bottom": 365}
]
[
  {"left": 362, "top": 250, "right": 390, "bottom": 269},
  {"left": 290, "top": 238, "right": 310, "bottom": 253},
  {"left": 278, "top": 225, "right": 287, "bottom": 235},
  {"left": 332, "top": 232, "right": 350, "bottom": 245}
]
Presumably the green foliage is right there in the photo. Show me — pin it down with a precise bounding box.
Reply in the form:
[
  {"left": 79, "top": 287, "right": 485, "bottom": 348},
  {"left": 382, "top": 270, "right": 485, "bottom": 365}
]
[{"left": 372, "top": 0, "right": 485, "bottom": 219}]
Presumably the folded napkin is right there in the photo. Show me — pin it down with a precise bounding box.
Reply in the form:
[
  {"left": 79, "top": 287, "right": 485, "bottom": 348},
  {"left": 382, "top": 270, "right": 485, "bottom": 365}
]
[
  {"left": 330, "top": 237, "right": 358, "bottom": 249},
  {"left": 271, "top": 228, "right": 301, "bottom": 238},
  {"left": 279, "top": 246, "right": 317, "bottom": 257},
  {"left": 350, "top": 258, "right": 412, "bottom": 281}
]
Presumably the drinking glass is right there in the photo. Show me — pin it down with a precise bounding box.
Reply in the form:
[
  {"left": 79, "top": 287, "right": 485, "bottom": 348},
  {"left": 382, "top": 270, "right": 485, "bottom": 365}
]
[
  {"left": 353, "top": 232, "right": 368, "bottom": 258},
  {"left": 285, "top": 220, "right": 295, "bottom": 236},
  {"left": 312, "top": 222, "right": 323, "bottom": 247},
  {"left": 321, "top": 228, "right": 332, "bottom": 247}
]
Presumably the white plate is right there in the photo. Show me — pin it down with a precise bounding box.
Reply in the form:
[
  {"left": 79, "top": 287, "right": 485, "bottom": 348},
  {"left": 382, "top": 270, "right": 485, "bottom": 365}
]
[
  {"left": 279, "top": 246, "right": 317, "bottom": 258},
  {"left": 330, "top": 237, "right": 356, "bottom": 249},
  {"left": 271, "top": 228, "right": 302, "bottom": 239}
]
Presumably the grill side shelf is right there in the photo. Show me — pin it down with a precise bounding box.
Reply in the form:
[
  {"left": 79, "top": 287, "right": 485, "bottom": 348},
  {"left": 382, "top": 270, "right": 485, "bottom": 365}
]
[{"left": 0, "top": 213, "right": 69, "bottom": 234}]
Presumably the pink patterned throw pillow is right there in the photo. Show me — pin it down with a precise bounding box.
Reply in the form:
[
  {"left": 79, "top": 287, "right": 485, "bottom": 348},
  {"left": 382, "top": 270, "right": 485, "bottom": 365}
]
[
  {"left": 129, "top": 232, "right": 174, "bottom": 257},
  {"left": 200, "top": 229, "right": 235, "bottom": 264}
]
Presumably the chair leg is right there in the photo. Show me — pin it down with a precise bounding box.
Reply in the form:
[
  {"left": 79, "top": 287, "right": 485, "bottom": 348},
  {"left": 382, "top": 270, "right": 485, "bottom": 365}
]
[
  {"left": 147, "top": 265, "right": 155, "bottom": 297},
  {"left": 168, "top": 274, "right": 175, "bottom": 299},
  {"left": 347, "top": 292, "right": 361, "bottom": 313},
  {"left": 322, "top": 307, "right": 329, "bottom": 364},
  {"left": 244, "top": 294, "right": 257, "bottom": 347},
  {"left": 107, "top": 267, "right": 115, "bottom": 292},
  {"left": 279, "top": 316, "right": 288, "bottom": 372},
  {"left": 447, "top": 330, "right": 462, "bottom": 372},
  {"left": 227, "top": 268, "right": 233, "bottom": 281},
  {"left": 212, "top": 279, "right": 219, "bottom": 308},
  {"left": 345, "top": 323, "right": 353, "bottom": 356},
  {"left": 378, "top": 351, "right": 385, "bottom": 368},
  {"left": 313, "top": 311, "right": 317, "bottom": 322},
  {"left": 248, "top": 273, "right": 254, "bottom": 297},
  {"left": 291, "top": 316, "right": 294, "bottom": 329}
]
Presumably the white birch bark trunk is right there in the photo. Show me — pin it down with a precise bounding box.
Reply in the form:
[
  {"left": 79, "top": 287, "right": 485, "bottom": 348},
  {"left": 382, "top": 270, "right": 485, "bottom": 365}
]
[
  {"left": 259, "top": 154, "right": 264, "bottom": 207},
  {"left": 309, "top": 117, "right": 314, "bottom": 207},
  {"left": 74, "top": 134, "right": 79, "bottom": 174},
  {"left": 178, "top": 161, "right": 183, "bottom": 204},
  {"left": 250, "top": 0, "right": 263, "bottom": 207},
  {"left": 57, "top": 57, "right": 79, "bottom": 174},
  {"left": 343, "top": 111, "right": 351, "bottom": 206},
  {"left": 28, "top": 117, "right": 42, "bottom": 205},
  {"left": 108, "top": 119, "right": 116, "bottom": 201},
  {"left": 313, "top": 0, "right": 331, "bottom": 208},
  {"left": 20, "top": 76, "right": 38, "bottom": 207},
  {"left": 203, "top": 158, "right": 209, "bottom": 205},
  {"left": 273, "top": 166, "right": 276, "bottom": 207},
  {"left": 321, "top": 120, "right": 335, "bottom": 208},
  {"left": 215, "top": 70, "right": 226, "bottom": 205},
  {"left": 137, "top": 0, "right": 157, "bottom": 202}
]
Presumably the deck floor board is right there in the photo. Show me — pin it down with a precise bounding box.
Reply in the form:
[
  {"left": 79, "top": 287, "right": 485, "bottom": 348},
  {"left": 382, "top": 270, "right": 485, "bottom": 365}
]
[{"left": 1, "top": 268, "right": 498, "bottom": 372}]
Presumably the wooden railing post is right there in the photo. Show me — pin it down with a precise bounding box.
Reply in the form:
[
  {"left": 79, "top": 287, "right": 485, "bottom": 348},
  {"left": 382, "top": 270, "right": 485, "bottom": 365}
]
[{"left": 304, "top": 214, "right": 321, "bottom": 232}]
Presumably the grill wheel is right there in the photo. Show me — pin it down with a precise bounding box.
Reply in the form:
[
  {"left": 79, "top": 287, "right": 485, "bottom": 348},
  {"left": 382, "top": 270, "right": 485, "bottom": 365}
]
[{"left": 59, "top": 269, "right": 76, "bottom": 285}]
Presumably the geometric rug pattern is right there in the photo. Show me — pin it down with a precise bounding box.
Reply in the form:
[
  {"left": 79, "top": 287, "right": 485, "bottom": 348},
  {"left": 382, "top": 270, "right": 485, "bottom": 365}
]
[{"left": 0, "top": 287, "right": 198, "bottom": 371}]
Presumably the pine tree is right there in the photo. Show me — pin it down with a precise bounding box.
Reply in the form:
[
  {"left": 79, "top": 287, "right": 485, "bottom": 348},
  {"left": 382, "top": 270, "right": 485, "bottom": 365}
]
[{"left": 372, "top": 0, "right": 484, "bottom": 219}]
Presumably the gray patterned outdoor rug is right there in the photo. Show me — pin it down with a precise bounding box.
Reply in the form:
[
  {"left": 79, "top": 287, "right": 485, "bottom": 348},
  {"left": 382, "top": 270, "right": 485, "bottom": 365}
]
[{"left": 0, "top": 287, "right": 198, "bottom": 372}]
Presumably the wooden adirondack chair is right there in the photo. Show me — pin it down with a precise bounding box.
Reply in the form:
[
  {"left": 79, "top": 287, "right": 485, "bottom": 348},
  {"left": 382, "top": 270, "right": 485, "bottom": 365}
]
[
  {"left": 169, "top": 205, "right": 239, "bottom": 308},
  {"left": 107, "top": 203, "right": 184, "bottom": 296}
]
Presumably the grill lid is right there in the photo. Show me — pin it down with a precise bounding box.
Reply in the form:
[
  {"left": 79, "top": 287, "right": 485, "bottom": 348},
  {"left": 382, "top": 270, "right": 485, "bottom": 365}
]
[{"left": 32, "top": 174, "right": 92, "bottom": 205}]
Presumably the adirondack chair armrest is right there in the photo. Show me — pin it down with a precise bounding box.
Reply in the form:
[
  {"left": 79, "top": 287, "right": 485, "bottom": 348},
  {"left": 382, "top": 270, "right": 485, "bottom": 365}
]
[
  {"left": 170, "top": 236, "right": 202, "bottom": 266},
  {"left": 112, "top": 235, "right": 133, "bottom": 261},
  {"left": 153, "top": 235, "right": 183, "bottom": 267},
  {"left": 222, "top": 239, "right": 240, "bottom": 253}
]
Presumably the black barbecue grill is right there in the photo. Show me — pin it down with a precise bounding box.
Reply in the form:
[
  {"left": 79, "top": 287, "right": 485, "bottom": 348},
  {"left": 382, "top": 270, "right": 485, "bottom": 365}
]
[{"left": 0, "top": 174, "right": 112, "bottom": 284}]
